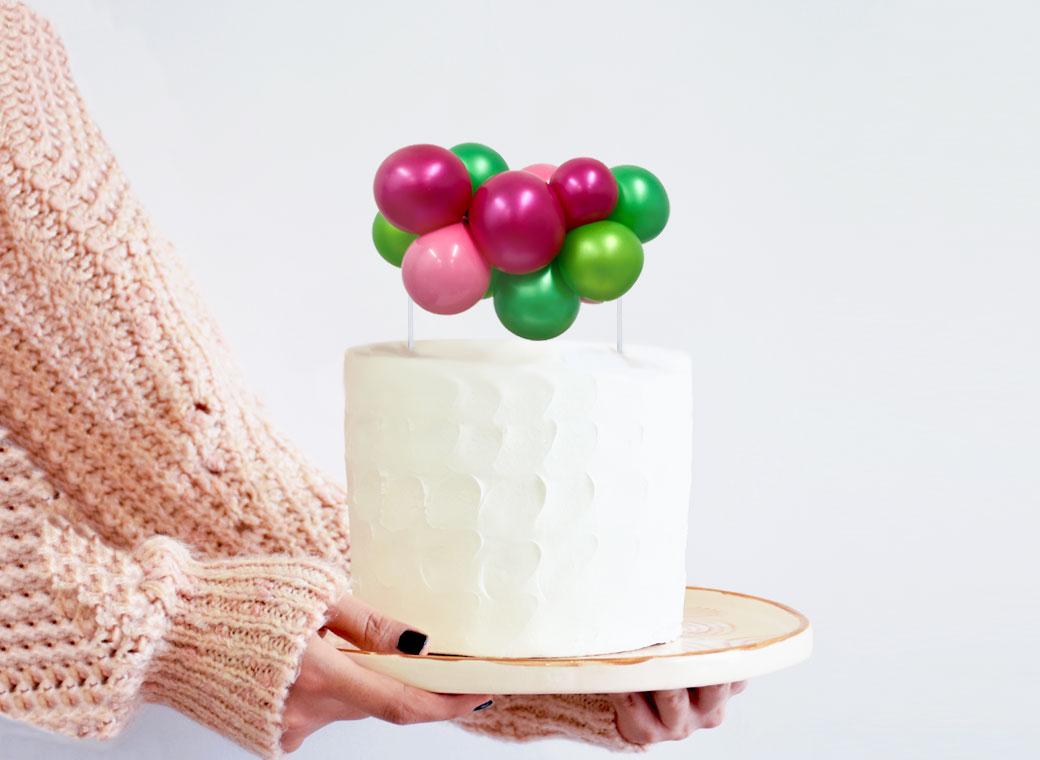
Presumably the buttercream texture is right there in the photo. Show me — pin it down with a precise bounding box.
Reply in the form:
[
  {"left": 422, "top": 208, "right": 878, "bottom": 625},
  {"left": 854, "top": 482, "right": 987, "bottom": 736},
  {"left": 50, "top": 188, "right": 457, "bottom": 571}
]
[{"left": 346, "top": 340, "right": 692, "bottom": 657}]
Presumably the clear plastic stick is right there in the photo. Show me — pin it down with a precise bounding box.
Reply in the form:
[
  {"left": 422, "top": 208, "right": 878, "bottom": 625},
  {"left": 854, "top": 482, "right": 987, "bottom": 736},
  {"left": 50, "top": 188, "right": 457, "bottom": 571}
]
[
  {"left": 407, "top": 296, "right": 414, "bottom": 351},
  {"left": 616, "top": 297, "right": 623, "bottom": 354}
]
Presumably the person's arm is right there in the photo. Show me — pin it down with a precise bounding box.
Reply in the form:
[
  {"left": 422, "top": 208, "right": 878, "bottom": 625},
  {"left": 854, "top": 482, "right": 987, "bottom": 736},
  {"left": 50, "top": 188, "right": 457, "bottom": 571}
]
[
  {"left": 0, "top": 0, "right": 347, "bottom": 570},
  {"left": 0, "top": 4, "right": 739, "bottom": 753},
  {"left": 0, "top": 427, "right": 345, "bottom": 757},
  {"left": 0, "top": 428, "right": 492, "bottom": 757}
]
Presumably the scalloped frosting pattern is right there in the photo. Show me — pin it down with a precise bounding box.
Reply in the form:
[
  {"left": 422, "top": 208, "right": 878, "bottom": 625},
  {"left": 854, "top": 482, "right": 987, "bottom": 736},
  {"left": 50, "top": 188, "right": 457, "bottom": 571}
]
[{"left": 345, "top": 340, "right": 692, "bottom": 657}]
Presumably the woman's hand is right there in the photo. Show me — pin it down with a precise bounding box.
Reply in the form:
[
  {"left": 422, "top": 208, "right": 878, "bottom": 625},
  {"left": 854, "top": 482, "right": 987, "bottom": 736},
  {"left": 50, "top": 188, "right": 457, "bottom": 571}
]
[
  {"left": 609, "top": 682, "right": 746, "bottom": 744},
  {"left": 280, "top": 594, "right": 492, "bottom": 753}
]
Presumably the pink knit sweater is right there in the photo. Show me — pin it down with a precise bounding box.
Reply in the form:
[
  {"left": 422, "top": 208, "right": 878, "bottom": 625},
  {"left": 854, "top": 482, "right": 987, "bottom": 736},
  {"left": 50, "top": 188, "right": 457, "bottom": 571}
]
[{"left": 0, "top": 3, "right": 634, "bottom": 757}]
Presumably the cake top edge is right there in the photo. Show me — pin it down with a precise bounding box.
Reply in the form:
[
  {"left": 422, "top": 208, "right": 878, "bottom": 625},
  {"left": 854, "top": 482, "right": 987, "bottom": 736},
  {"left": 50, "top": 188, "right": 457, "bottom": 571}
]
[{"left": 345, "top": 339, "right": 690, "bottom": 371}]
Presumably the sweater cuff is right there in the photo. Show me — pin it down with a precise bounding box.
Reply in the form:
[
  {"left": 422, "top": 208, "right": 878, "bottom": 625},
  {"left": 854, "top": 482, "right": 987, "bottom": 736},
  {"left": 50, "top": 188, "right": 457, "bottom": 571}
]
[
  {"left": 138, "top": 540, "right": 346, "bottom": 759},
  {"left": 454, "top": 693, "right": 646, "bottom": 752}
]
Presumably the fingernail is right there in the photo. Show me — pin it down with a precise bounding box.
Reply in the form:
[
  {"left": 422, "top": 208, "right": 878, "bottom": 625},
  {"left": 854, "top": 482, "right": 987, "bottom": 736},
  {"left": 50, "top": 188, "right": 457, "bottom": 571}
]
[
  {"left": 473, "top": 700, "right": 494, "bottom": 712},
  {"left": 396, "top": 629, "right": 427, "bottom": 655}
]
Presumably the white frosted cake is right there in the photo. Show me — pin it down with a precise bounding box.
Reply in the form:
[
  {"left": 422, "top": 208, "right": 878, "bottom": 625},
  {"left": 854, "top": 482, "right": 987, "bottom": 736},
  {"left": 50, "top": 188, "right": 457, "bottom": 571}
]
[{"left": 344, "top": 340, "right": 692, "bottom": 657}]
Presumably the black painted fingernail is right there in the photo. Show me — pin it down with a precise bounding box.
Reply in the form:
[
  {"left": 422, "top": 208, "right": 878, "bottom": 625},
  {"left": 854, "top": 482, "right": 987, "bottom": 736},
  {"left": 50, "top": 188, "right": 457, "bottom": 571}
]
[
  {"left": 396, "top": 629, "right": 427, "bottom": 655},
  {"left": 473, "top": 700, "right": 494, "bottom": 712}
]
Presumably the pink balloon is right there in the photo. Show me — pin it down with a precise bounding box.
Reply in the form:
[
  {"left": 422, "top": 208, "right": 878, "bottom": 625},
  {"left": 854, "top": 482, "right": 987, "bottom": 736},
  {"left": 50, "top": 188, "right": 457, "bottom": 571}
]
[
  {"left": 549, "top": 157, "right": 619, "bottom": 228},
  {"left": 580, "top": 296, "right": 602, "bottom": 304},
  {"left": 522, "top": 163, "right": 557, "bottom": 182},
  {"left": 374, "top": 144, "right": 471, "bottom": 234},
  {"left": 401, "top": 223, "right": 490, "bottom": 315},
  {"left": 468, "top": 170, "right": 566, "bottom": 275}
]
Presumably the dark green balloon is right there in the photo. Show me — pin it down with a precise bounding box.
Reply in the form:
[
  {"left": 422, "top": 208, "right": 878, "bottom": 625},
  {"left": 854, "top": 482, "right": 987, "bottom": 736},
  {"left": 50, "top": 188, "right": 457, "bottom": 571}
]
[
  {"left": 483, "top": 268, "right": 497, "bottom": 299},
  {"left": 558, "top": 221, "right": 644, "bottom": 301},
  {"left": 371, "top": 212, "right": 417, "bottom": 267},
  {"left": 608, "top": 165, "right": 670, "bottom": 242},
  {"left": 450, "top": 142, "right": 509, "bottom": 192},
  {"left": 494, "top": 263, "right": 580, "bottom": 340}
]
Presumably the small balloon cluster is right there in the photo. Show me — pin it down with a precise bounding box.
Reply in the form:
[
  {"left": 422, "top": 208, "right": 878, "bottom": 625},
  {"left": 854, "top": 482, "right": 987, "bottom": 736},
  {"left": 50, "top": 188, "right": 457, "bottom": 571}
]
[{"left": 371, "top": 143, "right": 669, "bottom": 340}]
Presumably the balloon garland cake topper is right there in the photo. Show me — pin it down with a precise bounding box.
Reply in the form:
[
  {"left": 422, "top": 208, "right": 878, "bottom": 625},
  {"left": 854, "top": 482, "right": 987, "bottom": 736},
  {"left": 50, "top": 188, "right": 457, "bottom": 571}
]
[{"left": 371, "top": 142, "right": 669, "bottom": 340}]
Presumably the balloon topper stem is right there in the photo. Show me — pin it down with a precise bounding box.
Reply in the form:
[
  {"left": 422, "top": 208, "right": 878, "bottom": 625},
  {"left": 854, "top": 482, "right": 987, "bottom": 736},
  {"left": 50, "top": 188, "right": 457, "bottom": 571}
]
[
  {"left": 616, "top": 297, "right": 624, "bottom": 354},
  {"left": 407, "top": 295, "right": 415, "bottom": 351}
]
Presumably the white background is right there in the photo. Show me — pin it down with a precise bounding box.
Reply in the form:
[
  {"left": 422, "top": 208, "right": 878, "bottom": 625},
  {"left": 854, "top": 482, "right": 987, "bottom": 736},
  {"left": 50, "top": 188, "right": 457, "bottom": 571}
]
[{"left": 4, "top": 1, "right": 1037, "bottom": 758}]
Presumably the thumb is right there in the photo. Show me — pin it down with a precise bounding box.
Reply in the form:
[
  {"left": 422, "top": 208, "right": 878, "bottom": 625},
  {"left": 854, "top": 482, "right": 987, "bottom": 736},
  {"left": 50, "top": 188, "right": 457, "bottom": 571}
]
[{"left": 326, "top": 593, "right": 429, "bottom": 655}]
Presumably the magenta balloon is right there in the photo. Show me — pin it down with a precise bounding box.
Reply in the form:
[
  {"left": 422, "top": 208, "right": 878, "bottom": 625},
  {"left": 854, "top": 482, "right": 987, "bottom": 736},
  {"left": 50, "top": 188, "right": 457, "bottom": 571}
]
[
  {"left": 373, "top": 144, "right": 472, "bottom": 234},
  {"left": 401, "top": 223, "right": 490, "bottom": 315},
  {"left": 522, "top": 163, "right": 557, "bottom": 182},
  {"left": 549, "top": 157, "right": 619, "bottom": 229},
  {"left": 468, "top": 170, "right": 566, "bottom": 275}
]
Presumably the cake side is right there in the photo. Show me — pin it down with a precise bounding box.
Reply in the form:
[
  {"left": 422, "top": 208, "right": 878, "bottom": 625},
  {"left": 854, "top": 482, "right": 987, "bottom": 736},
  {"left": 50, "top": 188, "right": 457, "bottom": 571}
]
[{"left": 344, "top": 340, "right": 692, "bottom": 657}]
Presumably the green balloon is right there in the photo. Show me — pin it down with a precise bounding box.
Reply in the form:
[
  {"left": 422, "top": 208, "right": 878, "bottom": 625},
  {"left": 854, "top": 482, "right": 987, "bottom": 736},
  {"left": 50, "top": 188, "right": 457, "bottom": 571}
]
[
  {"left": 557, "top": 220, "right": 644, "bottom": 301},
  {"left": 451, "top": 142, "right": 509, "bottom": 192},
  {"left": 372, "top": 212, "right": 417, "bottom": 267},
  {"left": 494, "top": 263, "right": 580, "bottom": 340},
  {"left": 608, "top": 165, "right": 670, "bottom": 242}
]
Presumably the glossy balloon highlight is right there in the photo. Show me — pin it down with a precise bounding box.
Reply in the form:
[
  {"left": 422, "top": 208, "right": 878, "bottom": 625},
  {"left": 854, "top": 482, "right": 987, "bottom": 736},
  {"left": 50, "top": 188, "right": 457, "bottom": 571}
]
[
  {"left": 607, "top": 165, "right": 670, "bottom": 242},
  {"left": 557, "top": 220, "right": 644, "bottom": 301},
  {"left": 549, "top": 157, "right": 618, "bottom": 228},
  {"left": 451, "top": 142, "right": 509, "bottom": 192},
  {"left": 374, "top": 144, "right": 472, "bottom": 234},
  {"left": 468, "top": 170, "right": 566, "bottom": 275},
  {"left": 493, "top": 263, "right": 580, "bottom": 340},
  {"left": 401, "top": 223, "right": 490, "bottom": 314}
]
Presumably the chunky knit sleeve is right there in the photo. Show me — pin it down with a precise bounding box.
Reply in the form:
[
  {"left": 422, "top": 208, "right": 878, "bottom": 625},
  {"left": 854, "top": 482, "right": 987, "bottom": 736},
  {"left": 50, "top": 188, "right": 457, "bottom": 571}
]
[
  {"left": 0, "top": 0, "right": 349, "bottom": 571},
  {"left": 0, "top": 3, "right": 349, "bottom": 754},
  {"left": 0, "top": 428, "right": 346, "bottom": 757}
]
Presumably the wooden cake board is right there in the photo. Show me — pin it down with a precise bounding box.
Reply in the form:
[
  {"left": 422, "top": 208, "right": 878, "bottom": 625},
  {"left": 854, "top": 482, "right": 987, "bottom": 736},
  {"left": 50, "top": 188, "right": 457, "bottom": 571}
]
[{"left": 334, "top": 587, "right": 812, "bottom": 694}]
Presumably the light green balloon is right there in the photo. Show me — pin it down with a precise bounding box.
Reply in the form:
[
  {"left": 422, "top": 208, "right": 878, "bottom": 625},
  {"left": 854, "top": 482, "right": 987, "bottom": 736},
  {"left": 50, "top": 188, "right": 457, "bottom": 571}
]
[
  {"left": 450, "top": 142, "right": 509, "bottom": 192},
  {"left": 493, "top": 263, "right": 580, "bottom": 340},
  {"left": 608, "top": 165, "right": 670, "bottom": 242},
  {"left": 371, "top": 212, "right": 417, "bottom": 267},
  {"left": 557, "top": 220, "right": 644, "bottom": 301}
]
